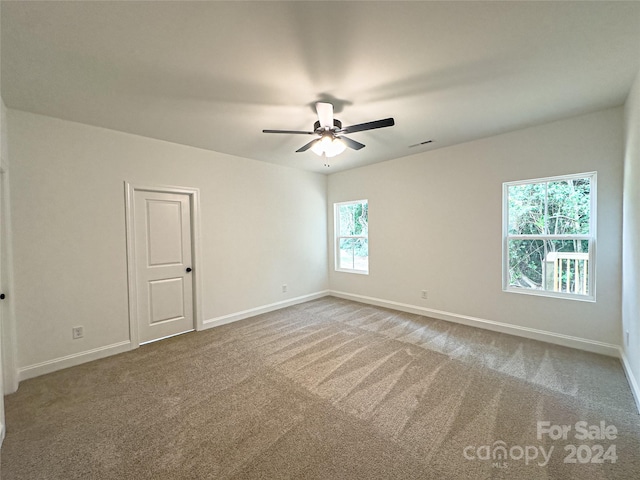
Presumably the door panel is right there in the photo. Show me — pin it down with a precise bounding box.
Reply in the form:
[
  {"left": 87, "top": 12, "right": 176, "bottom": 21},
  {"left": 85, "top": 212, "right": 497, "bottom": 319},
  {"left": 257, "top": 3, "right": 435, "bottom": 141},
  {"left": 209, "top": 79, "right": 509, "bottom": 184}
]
[
  {"left": 134, "top": 190, "right": 194, "bottom": 344},
  {"left": 146, "top": 200, "right": 184, "bottom": 266},
  {"left": 149, "top": 278, "right": 185, "bottom": 324}
]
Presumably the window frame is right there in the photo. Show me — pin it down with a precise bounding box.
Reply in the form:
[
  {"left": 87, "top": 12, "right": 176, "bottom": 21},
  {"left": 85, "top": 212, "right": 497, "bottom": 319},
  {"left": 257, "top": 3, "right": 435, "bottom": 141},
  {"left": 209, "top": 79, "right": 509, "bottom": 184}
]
[
  {"left": 502, "top": 172, "right": 597, "bottom": 302},
  {"left": 334, "top": 199, "right": 369, "bottom": 275}
]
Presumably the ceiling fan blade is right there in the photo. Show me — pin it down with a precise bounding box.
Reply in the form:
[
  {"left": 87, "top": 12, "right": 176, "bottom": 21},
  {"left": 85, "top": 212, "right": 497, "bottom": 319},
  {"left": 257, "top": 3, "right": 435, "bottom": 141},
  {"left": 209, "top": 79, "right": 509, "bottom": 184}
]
[
  {"left": 263, "top": 129, "right": 315, "bottom": 135},
  {"left": 316, "top": 102, "right": 334, "bottom": 129},
  {"left": 341, "top": 117, "right": 395, "bottom": 134},
  {"left": 296, "top": 138, "right": 320, "bottom": 153},
  {"left": 338, "top": 135, "right": 365, "bottom": 150}
]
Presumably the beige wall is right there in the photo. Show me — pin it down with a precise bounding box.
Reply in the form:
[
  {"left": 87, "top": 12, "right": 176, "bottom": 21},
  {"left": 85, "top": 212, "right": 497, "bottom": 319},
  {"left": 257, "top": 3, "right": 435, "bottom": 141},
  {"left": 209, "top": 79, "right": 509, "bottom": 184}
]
[
  {"left": 8, "top": 110, "right": 328, "bottom": 371},
  {"left": 328, "top": 107, "right": 624, "bottom": 347},
  {"left": 4, "top": 104, "right": 630, "bottom": 388},
  {"left": 622, "top": 70, "right": 640, "bottom": 403}
]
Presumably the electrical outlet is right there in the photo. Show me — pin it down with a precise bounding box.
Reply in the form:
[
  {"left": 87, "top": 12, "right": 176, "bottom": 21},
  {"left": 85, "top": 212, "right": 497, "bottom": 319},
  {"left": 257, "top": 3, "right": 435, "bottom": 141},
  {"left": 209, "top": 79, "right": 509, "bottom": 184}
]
[
  {"left": 421, "top": 290, "right": 428, "bottom": 300},
  {"left": 72, "top": 326, "right": 84, "bottom": 339},
  {"left": 282, "top": 284, "right": 288, "bottom": 293}
]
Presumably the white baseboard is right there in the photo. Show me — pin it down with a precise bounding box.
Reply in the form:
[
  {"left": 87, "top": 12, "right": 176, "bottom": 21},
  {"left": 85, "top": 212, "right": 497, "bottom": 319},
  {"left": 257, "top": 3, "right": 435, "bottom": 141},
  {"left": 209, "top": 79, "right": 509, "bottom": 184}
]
[
  {"left": 619, "top": 348, "right": 640, "bottom": 414},
  {"left": 15, "top": 292, "right": 331, "bottom": 384},
  {"left": 4, "top": 374, "right": 18, "bottom": 395},
  {"left": 202, "top": 290, "right": 331, "bottom": 330},
  {"left": 18, "top": 340, "right": 132, "bottom": 382},
  {"left": 9, "top": 292, "right": 638, "bottom": 416},
  {"left": 329, "top": 291, "right": 621, "bottom": 357}
]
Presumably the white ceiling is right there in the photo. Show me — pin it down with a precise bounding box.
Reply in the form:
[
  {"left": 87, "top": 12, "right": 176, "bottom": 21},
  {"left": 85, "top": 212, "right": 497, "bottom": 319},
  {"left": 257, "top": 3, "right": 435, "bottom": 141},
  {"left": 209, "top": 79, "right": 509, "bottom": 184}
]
[{"left": 2, "top": 1, "right": 639, "bottom": 173}]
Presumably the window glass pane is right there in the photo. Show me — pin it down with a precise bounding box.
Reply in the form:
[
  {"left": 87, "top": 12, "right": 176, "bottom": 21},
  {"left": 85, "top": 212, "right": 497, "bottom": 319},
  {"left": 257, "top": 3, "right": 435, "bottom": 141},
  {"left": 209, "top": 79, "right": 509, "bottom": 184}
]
[
  {"left": 546, "top": 178, "right": 591, "bottom": 235},
  {"left": 508, "top": 184, "right": 545, "bottom": 235},
  {"left": 339, "top": 202, "right": 368, "bottom": 236},
  {"left": 338, "top": 238, "right": 368, "bottom": 271},
  {"left": 508, "top": 239, "right": 544, "bottom": 289},
  {"left": 544, "top": 240, "right": 590, "bottom": 295},
  {"left": 339, "top": 238, "right": 355, "bottom": 270},
  {"left": 354, "top": 238, "right": 368, "bottom": 271}
]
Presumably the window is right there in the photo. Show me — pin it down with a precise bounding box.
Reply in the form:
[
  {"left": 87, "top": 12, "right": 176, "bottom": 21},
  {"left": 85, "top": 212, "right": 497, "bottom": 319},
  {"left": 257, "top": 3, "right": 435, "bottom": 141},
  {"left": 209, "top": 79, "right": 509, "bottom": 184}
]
[
  {"left": 503, "top": 172, "right": 596, "bottom": 300},
  {"left": 335, "top": 200, "right": 368, "bottom": 274}
]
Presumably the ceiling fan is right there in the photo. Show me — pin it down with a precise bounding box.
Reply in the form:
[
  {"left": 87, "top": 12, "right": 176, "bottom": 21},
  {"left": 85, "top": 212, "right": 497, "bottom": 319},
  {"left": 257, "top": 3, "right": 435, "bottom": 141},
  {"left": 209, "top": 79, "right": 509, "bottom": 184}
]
[{"left": 263, "top": 103, "right": 395, "bottom": 160}]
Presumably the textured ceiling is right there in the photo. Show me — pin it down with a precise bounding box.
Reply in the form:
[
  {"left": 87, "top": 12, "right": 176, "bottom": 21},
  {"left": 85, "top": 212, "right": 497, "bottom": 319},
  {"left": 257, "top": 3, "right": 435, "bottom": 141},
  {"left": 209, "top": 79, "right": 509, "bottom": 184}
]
[{"left": 2, "top": 1, "right": 639, "bottom": 173}]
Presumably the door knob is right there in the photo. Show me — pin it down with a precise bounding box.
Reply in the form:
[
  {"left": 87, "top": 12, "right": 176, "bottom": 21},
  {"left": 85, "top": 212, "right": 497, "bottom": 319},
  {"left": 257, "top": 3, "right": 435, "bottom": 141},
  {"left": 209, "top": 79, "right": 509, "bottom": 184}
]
[
  {"left": 186, "top": 267, "right": 192, "bottom": 273},
  {"left": 0, "top": 293, "right": 5, "bottom": 300}
]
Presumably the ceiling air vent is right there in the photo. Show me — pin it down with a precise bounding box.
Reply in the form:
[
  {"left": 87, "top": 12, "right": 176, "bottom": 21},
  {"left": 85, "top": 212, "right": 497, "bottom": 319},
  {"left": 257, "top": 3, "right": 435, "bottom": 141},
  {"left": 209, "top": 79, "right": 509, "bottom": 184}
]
[{"left": 409, "top": 140, "right": 433, "bottom": 148}]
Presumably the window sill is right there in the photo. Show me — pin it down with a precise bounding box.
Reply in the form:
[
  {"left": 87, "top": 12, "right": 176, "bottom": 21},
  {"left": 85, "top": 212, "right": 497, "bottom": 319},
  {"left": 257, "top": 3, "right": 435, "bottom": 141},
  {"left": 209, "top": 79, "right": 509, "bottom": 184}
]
[
  {"left": 504, "top": 287, "right": 595, "bottom": 303},
  {"left": 335, "top": 268, "right": 369, "bottom": 275}
]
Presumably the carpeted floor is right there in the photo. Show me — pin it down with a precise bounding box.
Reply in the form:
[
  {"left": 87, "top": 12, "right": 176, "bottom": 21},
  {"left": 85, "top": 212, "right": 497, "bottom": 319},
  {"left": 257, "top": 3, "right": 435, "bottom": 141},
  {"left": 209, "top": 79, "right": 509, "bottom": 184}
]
[{"left": 2, "top": 297, "right": 639, "bottom": 479}]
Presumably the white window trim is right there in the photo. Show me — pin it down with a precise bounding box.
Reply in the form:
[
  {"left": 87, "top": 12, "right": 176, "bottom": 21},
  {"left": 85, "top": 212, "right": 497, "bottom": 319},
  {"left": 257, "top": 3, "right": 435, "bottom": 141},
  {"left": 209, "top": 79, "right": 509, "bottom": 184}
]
[
  {"left": 502, "top": 172, "right": 596, "bottom": 302},
  {"left": 335, "top": 199, "right": 369, "bottom": 275}
]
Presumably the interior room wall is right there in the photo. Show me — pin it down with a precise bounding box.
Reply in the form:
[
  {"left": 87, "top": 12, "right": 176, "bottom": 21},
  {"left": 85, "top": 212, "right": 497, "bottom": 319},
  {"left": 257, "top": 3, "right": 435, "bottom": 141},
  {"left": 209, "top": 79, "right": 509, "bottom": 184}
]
[
  {"left": 622, "top": 70, "right": 640, "bottom": 407},
  {"left": 7, "top": 110, "right": 328, "bottom": 377},
  {"left": 328, "top": 107, "right": 624, "bottom": 352}
]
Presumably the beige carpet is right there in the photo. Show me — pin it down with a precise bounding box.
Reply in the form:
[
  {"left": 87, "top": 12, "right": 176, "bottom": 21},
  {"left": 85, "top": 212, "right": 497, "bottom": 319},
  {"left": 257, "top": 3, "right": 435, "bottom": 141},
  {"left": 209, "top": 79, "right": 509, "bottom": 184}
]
[{"left": 2, "top": 297, "right": 639, "bottom": 479}]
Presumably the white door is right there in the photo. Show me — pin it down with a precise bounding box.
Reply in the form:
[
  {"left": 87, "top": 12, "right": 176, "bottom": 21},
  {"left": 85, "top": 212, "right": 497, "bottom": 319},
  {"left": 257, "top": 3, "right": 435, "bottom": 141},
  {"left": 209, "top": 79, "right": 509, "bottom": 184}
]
[
  {"left": 0, "top": 168, "right": 5, "bottom": 429},
  {"left": 134, "top": 190, "right": 194, "bottom": 344}
]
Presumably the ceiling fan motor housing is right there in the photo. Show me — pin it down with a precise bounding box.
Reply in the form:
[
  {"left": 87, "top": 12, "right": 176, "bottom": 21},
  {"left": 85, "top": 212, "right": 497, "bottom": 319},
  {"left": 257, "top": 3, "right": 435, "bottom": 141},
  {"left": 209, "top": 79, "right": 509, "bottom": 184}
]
[{"left": 314, "top": 119, "right": 342, "bottom": 133}]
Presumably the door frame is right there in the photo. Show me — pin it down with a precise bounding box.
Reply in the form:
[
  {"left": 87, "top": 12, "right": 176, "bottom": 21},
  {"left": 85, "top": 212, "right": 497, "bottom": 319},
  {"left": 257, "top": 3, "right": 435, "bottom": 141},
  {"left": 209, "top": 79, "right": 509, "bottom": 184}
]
[
  {"left": 1, "top": 160, "right": 18, "bottom": 395},
  {"left": 124, "top": 182, "right": 203, "bottom": 348}
]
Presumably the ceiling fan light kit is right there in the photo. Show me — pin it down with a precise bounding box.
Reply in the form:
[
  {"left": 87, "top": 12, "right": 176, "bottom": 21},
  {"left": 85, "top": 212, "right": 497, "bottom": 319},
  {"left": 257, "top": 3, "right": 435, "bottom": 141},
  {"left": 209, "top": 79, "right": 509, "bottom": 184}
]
[
  {"left": 263, "top": 102, "right": 395, "bottom": 164},
  {"left": 312, "top": 135, "right": 346, "bottom": 158}
]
